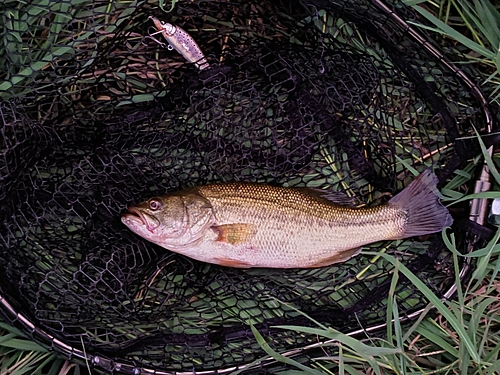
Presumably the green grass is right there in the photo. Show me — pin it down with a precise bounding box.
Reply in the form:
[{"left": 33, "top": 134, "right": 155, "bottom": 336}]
[
  {"left": 1, "top": 0, "right": 500, "bottom": 374},
  {"left": 405, "top": 0, "right": 500, "bottom": 104},
  {"left": 0, "top": 322, "right": 80, "bottom": 375}
]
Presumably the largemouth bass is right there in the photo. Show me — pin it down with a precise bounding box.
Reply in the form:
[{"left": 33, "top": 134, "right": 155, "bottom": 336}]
[{"left": 122, "top": 170, "right": 453, "bottom": 268}]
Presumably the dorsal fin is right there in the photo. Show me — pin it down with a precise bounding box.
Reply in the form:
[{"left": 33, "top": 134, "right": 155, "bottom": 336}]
[{"left": 294, "top": 187, "right": 358, "bottom": 207}]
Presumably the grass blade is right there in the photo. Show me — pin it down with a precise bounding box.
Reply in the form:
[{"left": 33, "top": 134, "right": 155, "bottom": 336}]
[
  {"left": 414, "top": 322, "right": 459, "bottom": 357},
  {"left": 363, "top": 251, "right": 480, "bottom": 363},
  {"left": 410, "top": 6, "right": 493, "bottom": 58},
  {"left": 0, "top": 338, "right": 46, "bottom": 352},
  {"left": 273, "top": 326, "right": 400, "bottom": 357},
  {"left": 250, "top": 325, "right": 326, "bottom": 375},
  {"left": 473, "top": 127, "right": 500, "bottom": 185}
]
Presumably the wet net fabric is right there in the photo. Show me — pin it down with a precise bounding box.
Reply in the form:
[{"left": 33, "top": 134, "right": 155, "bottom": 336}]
[{"left": 0, "top": 0, "right": 497, "bottom": 373}]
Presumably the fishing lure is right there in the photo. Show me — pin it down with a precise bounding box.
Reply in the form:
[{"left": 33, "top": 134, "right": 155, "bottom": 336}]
[{"left": 148, "top": 16, "right": 209, "bottom": 70}]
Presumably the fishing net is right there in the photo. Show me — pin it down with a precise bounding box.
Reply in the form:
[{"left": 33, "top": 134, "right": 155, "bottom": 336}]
[{"left": 0, "top": 0, "right": 498, "bottom": 373}]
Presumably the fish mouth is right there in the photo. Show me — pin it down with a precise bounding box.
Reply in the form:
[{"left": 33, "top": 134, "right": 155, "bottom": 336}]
[
  {"left": 123, "top": 207, "right": 144, "bottom": 223},
  {"left": 123, "top": 207, "right": 158, "bottom": 233}
]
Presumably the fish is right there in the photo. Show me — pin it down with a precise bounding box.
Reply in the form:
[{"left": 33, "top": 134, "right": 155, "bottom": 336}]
[
  {"left": 121, "top": 170, "right": 453, "bottom": 269},
  {"left": 148, "top": 16, "right": 209, "bottom": 70}
]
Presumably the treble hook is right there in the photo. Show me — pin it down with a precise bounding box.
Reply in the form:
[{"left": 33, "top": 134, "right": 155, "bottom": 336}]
[{"left": 143, "top": 27, "right": 169, "bottom": 48}]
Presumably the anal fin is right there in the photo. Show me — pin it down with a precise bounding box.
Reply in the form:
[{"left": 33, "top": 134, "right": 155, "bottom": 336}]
[
  {"left": 305, "top": 247, "right": 361, "bottom": 268},
  {"left": 213, "top": 257, "right": 252, "bottom": 268}
]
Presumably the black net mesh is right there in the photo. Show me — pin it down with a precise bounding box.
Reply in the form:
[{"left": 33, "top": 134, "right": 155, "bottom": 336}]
[{"left": 0, "top": 0, "right": 498, "bottom": 373}]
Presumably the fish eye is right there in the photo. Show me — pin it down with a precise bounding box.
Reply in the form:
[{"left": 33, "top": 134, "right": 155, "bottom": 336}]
[{"left": 149, "top": 199, "right": 162, "bottom": 210}]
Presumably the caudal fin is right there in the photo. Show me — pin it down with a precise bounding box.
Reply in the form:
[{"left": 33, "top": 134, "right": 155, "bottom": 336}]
[{"left": 389, "top": 170, "right": 453, "bottom": 238}]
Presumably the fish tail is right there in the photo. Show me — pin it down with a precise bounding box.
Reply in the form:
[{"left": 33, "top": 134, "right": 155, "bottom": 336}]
[{"left": 389, "top": 170, "right": 453, "bottom": 238}]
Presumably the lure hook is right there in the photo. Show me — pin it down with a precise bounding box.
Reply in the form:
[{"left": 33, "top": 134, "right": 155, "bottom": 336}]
[{"left": 144, "top": 27, "right": 167, "bottom": 48}]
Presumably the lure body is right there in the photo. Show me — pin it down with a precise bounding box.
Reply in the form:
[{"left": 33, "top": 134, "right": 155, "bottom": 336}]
[{"left": 149, "top": 16, "right": 209, "bottom": 70}]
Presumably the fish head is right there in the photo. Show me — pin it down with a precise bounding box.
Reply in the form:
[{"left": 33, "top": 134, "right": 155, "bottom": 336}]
[{"left": 121, "top": 193, "right": 214, "bottom": 249}]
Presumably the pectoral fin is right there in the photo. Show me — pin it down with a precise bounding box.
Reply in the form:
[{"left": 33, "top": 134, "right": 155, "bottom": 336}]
[
  {"left": 213, "top": 257, "right": 252, "bottom": 268},
  {"left": 213, "top": 223, "right": 257, "bottom": 245}
]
